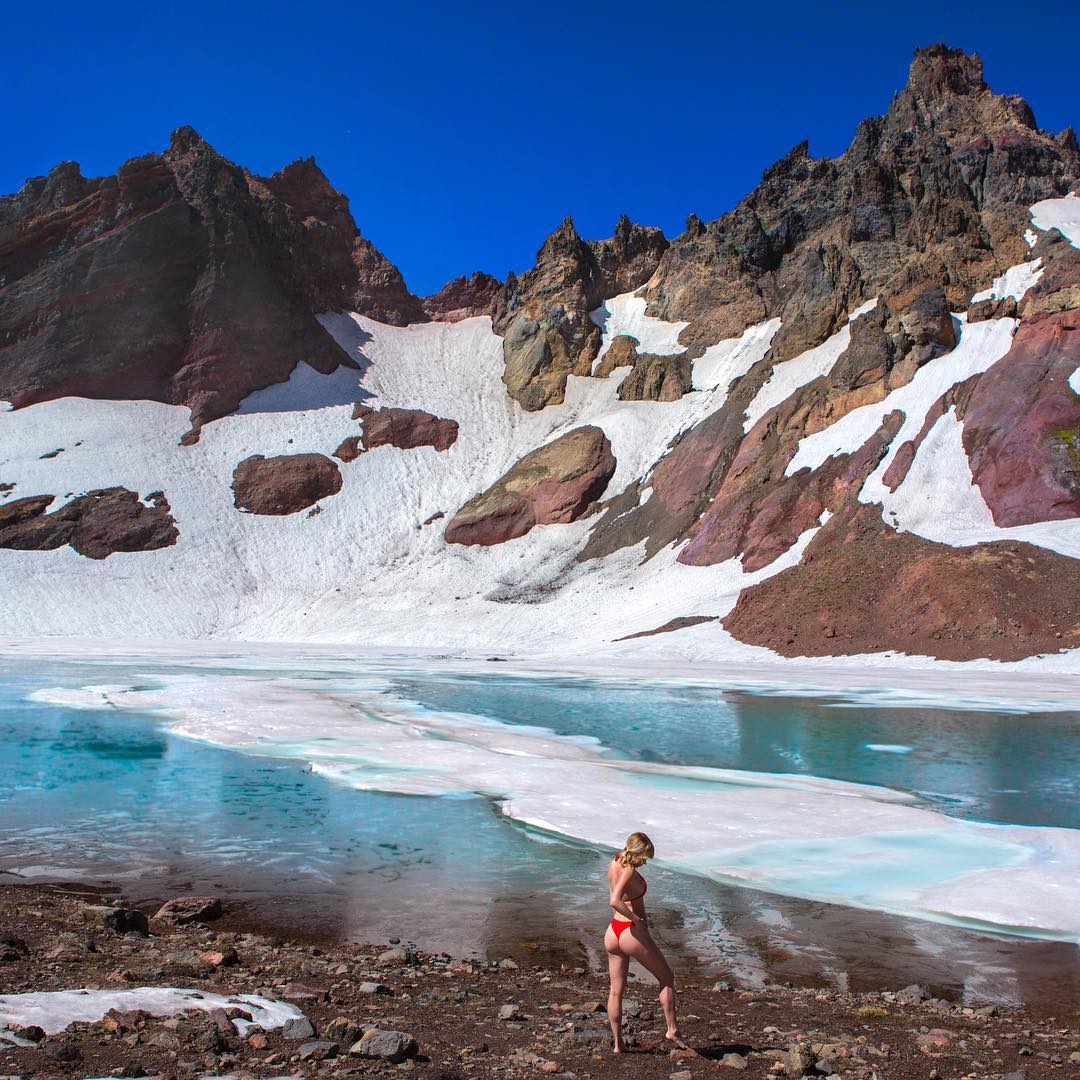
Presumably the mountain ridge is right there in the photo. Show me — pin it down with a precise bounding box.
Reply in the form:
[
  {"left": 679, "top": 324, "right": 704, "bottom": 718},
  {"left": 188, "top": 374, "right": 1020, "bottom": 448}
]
[{"left": 0, "top": 44, "right": 1078, "bottom": 665}]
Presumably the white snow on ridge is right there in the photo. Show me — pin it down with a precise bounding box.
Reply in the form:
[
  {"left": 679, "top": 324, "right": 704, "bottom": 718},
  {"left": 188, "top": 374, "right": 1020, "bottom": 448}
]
[
  {"left": 742, "top": 299, "right": 877, "bottom": 432},
  {"left": 0, "top": 987, "right": 303, "bottom": 1035},
  {"left": 1031, "top": 193, "right": 1080, "bottom": 248},
  {"left": 789, "top": 315, "right": 1012, "bottom": 476},
  {"left": 876, "top": 410, "right": 1080, "bottom": 559}
]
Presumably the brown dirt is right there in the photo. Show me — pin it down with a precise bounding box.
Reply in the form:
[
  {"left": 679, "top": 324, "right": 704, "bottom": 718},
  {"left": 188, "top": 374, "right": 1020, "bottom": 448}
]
[
  {"left": 1, "top": 885, "right": 1076, "bottom": 1079},
  {"left": 722, "top": 503, "right": 1080, "bottom": 661}
]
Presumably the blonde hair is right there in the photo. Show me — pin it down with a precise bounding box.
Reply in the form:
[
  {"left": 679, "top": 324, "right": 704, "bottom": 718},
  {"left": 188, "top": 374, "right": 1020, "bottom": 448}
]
[{"left": 617, "top": 831, "right": 655, "bottom": 868}]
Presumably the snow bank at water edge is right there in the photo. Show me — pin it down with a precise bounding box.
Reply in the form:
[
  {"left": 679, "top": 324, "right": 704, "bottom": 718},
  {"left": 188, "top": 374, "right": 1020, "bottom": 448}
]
[{"left": 0, "top": 987, "right": 303, "bottom": 1036}]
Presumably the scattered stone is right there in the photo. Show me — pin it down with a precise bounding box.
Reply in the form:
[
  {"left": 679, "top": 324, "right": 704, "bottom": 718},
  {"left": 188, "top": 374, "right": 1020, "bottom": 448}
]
[
  {"left": 82, "top": 905, "right": 149, "bottom": 935},
  {"left": 498, "top": 1004, "right": 522, "bottom": 1021},
  {"left": 281, "top": 1016, "right": 316, "bottom": 1040},
  {"left": 148, "top": 896, "right": 222, "bottom": 934},
  {"left": 298, "top": 1038, "right": 339, "bottom": 1060},
  {"left": 349, "top": 1028, "right": 419, "bottom": 1063},
  {"left": 720, "top": 1051, "right": 749, "bottom": 1068},
  {"left": 359, "top": 980, "right": 392, "bottom": 995},
  {"left": 783, "top": 1043, "right": 815, "bottom": 1077}
]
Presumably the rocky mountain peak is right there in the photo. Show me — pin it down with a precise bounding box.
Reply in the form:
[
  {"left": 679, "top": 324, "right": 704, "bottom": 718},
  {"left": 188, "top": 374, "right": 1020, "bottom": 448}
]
[{"left": 905, "top": 43, "right": 986, "bottom": 101}]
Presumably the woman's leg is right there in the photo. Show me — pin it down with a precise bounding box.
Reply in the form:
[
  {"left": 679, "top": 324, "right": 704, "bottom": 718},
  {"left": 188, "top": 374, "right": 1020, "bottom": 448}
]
[
  {"left": 619, "top": 928, "right": 687, "bottom": 1046},
  {"left": 604, "top": 926, "right": 630, "bottom": 1052}
]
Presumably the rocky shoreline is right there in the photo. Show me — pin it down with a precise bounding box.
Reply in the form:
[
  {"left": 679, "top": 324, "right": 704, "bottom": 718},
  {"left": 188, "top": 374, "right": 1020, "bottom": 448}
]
[{"left": 1, "top": 886, "right": 1077, "bottom": 1079}]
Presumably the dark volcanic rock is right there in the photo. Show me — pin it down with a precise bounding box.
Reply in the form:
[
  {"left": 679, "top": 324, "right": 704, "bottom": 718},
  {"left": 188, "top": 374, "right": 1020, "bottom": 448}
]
[
  {"left": 422, "top": 272, "right": 503, "bottom": 322},
  {"left": 232, "top": 454, "right": 343, "bottom": 515},
  {"left": 616, "top": 615, "right": 718, "bottom": 640},
  {"left": 352, "top": 404, "right": 459, "bottom": 452},
  {"left": 444, "top": 426, "right": 616, "bottom": 546},
  {"left": 0, "top": 129, "right": 425, "bottom": 431},
  {"left": 0, "top": 488, "right": 178, "bottom": 558},
  {"left": 493, "top": 215, "right": 667, "bottom": 410},
  {"left": 595, "top": 335, "right": 693, "bottom": 400},
  {"left": 722, "top": 503, "right": 1080, "bottom": 661},
  {"left": 642, "top": 45, "right": 1079, "bottom": 361},
  {"left": 958, "top": 309, "right": 1080, "bottom": 525}
]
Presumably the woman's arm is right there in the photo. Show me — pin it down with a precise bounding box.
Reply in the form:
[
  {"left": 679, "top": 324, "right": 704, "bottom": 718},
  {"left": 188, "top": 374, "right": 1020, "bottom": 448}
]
[{"left": 609, "top": 863, "right": 643, "bottom": 924}]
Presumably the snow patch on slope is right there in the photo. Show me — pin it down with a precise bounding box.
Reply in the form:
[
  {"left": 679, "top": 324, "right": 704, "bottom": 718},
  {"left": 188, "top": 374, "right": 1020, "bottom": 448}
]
[
  {"left": 590, "top": 292, "right": 689, "bottom": 368},
  {"left": 970, "top": 259, "right": 1042, "bottom": 302},
  {"left": 742, "top": 300, "right": 877, "bottom": 431},
  {"left": 1031, "top": 193, "right": 1080, "bottom": 248}
]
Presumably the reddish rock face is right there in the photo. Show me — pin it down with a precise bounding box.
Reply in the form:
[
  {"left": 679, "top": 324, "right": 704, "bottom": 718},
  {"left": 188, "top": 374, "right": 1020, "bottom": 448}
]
[
  {"left": 0, "top": 129, "right": 424, "bottom": 432},
  {"left": 959, "top": 309, "right": 1080, "bottom": 525},
  {"left": 722, "top": 503, "right": 1080, "bottom": 662},
  {"left": 422, "top": 272, "right": 503, "bottom": 322},
  {"left": 679, "top": 411, "right": 903, "bottom": 572},
  {"left": 444, "top": 426, "right": 616, "bottom": 546},
  {"left": 351, "top": 405, "right": 459, "bottom": 452},
  {"left": 232, "top": 454, "right": 342, "bottom": 515},
  {"left": 0, "top": 489, "right": 178, "bottom": 559}
]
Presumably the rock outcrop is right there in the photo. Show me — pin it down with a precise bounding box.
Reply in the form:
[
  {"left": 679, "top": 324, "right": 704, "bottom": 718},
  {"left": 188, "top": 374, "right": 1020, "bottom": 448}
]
[
  {"left": 959, "top": 308, "right": 1080, "bottom": 524},
  {"left": 0, "top": 489, "right": 178, "bottom": 558},
  {"left": 422, "top": 272, "right": 503, "bottom": 322},
  {"left": 0, "top": 129, "right": 423, "bottom": 433},
  {"left": 595, "top": 336, "right": 693, "bottom": 402},
  {"left": 445, "top": 426, "right": 615, "bottom": 546},
  {"left": 722, "top": 504, "right": 1080, "bottom": 661},
  {"left": 493, "top": 216, "right": 667, "bottom": 410},
  {"left": 232, "top": 454, "right": 342, "bottom": 515},
  {"left": 641, "top": 45, "right": 1078, "bottom": 361}
]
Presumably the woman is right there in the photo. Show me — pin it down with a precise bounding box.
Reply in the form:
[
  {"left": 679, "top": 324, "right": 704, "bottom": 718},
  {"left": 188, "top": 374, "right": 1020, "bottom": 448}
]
[{"left": 604, "top": 831, "right": 689, "bottom": 1054}]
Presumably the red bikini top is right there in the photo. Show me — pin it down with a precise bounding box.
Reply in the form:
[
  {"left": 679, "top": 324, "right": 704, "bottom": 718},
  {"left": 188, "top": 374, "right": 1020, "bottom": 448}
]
[{"left": 613, "top": 857, "right": 647, "bottom": 901}]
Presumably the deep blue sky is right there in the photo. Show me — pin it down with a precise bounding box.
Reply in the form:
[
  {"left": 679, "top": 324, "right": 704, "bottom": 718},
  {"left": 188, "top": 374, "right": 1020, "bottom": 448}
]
[{"left": 3, "top": 1, "right": 1078, "bottom": 294}]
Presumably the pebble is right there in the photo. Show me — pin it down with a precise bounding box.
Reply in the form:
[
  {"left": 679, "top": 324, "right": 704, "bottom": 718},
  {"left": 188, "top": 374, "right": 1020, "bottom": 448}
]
[
  {"left": 720, "top": 1051, "right": 749, "bottom": 1069},
  {"left": 498, "top": 1003, "right": 522, "bottom": 1020},
  {"left": 359, "top": 980, "right": 393, "bottom": 994}
]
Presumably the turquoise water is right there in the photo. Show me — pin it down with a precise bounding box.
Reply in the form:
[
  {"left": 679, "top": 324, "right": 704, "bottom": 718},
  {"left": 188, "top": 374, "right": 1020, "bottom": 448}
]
[
  {"left": 392, "top": 672, "right": 1080, "bottom": 828},
  {"left": 1, "top": 656, "right": 1078, "bottom": 1007}
]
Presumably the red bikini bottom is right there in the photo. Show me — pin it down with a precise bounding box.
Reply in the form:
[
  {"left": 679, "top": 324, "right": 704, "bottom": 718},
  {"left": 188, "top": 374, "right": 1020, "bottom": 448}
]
[{"left": 610, "top": 918, "right": 634, "bottom": 939}]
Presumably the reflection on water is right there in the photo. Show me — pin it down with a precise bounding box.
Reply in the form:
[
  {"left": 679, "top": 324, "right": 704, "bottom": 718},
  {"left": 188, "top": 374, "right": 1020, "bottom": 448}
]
[
  {"left": 0, "top": 657, "right": 1077, "bottom": 1012},
  {"left": 394, "top": 674, "right": 1080, "bottom": 828}
]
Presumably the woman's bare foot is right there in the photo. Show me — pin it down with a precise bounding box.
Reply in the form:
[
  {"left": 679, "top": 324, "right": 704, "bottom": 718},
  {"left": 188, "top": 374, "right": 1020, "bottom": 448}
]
[
  {"left": 612, "top": 1035, "right": 626, "bottom": 1054},
  {"left": 666, "top": 1030, "right": 696, "bottom": 1053}
]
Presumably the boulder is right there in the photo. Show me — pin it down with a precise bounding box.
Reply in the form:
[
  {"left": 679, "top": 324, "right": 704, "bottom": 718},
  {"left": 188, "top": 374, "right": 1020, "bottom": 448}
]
[
  {"left": 352, "top": 404, "right": 459, "bottom": 452},
  {"left": 349, "top": 1028, "right": 418, "bottom": 1063},
  {"left": 232, "top": 454, "right": 342, "bottom": 515},
  {"left": 148, "top": 896, "right": 222, "bottom": 934},
  {"left": 444, "top": 426, "right": 616, "bottom": 546},
  {"left": 0, "top": 489, "right": 178, "bottom": 559}
]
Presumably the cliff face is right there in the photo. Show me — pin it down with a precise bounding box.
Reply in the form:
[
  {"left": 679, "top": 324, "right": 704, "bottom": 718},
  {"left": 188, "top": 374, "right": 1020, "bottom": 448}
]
[
  {"left": 643, "top": 44, "right": 1079, "bottom": 362},
  {"left": 0, "top": 127, "right": 425, "bottom": 433},
  {"left": 1, "top": 45, "right": 1078, "bottom": 665}
]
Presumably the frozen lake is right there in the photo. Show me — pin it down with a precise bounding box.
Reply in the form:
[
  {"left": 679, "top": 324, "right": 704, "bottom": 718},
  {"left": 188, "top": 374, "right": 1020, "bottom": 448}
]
[{"left": 1, "top": 652, "right": 1077, "bottom": 1008}]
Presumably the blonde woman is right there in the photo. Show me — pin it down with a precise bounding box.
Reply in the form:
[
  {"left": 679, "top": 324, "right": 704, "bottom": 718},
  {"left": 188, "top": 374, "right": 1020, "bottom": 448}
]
[{"left": 604, "top": 831, "right": 689, "bottom": 1053}]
